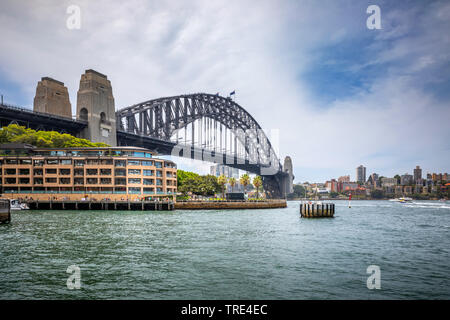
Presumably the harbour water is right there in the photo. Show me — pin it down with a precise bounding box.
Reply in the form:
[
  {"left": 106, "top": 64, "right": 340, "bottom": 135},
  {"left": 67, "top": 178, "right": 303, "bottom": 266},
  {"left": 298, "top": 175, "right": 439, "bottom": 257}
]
[{"left": 0, "top": 200, "right": 449, "bottom": 299}]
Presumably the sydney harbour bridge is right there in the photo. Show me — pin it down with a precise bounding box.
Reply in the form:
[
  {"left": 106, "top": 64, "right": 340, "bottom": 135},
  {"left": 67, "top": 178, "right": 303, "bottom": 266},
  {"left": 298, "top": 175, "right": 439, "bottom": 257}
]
[{"left": 0, "top": 70, "right": 294, "bottom": 198}]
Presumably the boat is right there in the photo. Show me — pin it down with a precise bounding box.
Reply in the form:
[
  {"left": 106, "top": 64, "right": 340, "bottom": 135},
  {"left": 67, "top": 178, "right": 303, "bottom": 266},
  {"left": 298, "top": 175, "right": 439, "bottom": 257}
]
[
  {"left": 9, "top": 199, "right": 30, "bottom": 210},
  {"left": 389, "top": 197, "right": 413, "bottom": 203}
]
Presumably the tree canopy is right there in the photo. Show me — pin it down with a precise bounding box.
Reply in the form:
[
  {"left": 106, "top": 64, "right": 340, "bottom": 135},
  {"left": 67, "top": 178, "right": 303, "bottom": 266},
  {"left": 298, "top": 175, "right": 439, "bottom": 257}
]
[{"left": 0, "top": 124, "right": 109, "bottom": 148}]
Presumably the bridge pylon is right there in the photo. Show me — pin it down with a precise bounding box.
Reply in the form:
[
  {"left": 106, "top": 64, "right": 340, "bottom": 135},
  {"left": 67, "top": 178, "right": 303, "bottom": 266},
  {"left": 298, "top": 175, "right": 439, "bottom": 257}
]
[{"left": 76, "top": 69, "right": 117, "bottom": 146}]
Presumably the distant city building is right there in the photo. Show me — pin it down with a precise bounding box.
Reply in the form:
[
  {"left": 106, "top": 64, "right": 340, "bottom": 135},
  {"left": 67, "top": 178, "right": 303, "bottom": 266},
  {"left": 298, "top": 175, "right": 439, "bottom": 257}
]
[
  {"left": 381, "top": 177, "right": 397, "bottom": 187},
  {"left": 400, "top": 173, "right": 413, "bottom": 186},
  {"left": 338, "top": 175, "right": 350, "bottom": 183},
  {"left": 427, "top": 173, "right": 432, "bottom": 180},
  {"left": 210, "top": 164, "right": 239, "bottom": 179},
  {"left": 356, "top": 165, "right": 366, "bottom": 184},
  {"left": 367, "top": 173, "right": 379, "bottom": 188},
  {"left": 413, "top": 166, "right": 422, "bottom": 183},
  {"left": 341, "top": 181, "right": 359, "bottom": 192},
  {"left": 325, "top": 179, "right": 338, "bottom": 193}
]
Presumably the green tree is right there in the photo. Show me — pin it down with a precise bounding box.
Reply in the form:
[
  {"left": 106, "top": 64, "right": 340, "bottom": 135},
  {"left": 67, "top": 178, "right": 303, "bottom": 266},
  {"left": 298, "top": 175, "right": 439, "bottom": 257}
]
[
  {"left": 217, "top": 174, "right": 228, "bottom": 199},
  {"left": 293, "top": 184, "right": 306, "bottom": 198},
  {"left": 177, "top": 169, "right": 200, "bottom": 188},
  {"left": 252, "top": 176, "right": 263, "bottom": 199},
  {"left": 240, "top": 174, "right": 250, "bottom": 194},
  {"left": 0, "top": 124, "right": 109, "bottom": 148},
  {"left": 371, "top": 189, "right": 385, "bottom": 199},
  {"left": 228, "top": 177, "right": 236, "bottom": 192}
]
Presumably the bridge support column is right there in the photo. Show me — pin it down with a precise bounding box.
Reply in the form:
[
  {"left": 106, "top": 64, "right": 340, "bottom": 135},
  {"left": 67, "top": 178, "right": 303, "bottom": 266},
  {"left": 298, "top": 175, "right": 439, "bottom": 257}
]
[{"left": 76, "top": 69, "right": 117, "bottom": 146}]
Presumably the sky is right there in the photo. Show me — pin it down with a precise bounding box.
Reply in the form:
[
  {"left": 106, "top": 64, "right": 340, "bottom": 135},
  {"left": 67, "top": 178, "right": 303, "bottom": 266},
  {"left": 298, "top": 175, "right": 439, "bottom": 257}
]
[{"left": 0, "top": 0, "right": 449, "bottom": 182}]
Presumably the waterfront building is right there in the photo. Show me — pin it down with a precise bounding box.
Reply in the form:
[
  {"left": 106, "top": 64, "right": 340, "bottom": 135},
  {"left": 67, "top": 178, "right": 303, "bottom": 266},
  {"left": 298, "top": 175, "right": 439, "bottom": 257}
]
[
  {"left": 367, "top": 173, "right": 380, "bottom": 188},
  {"left": 395, "top": 186, "right": 403, "bottom": 195},
  {"left": 427, "top": 173, "right": 432, "bottom": 180},
  {"left": 0, "top": 144, "right": 177, "bottom": 201},
  {"left": 413, "top": 166, "right": 422, "bottom": 183},
  {"left": 325, "top": 179, "right": 338, "bottom": 193},
  {"left": 356, "top": 165, "right": 366, "bottom": 184},
  {"left": 381, "top": 177, "right": 397, "bottom": 187},
  {"left": 404, "top": 186, "right": 413, "bottom": 195},
  {"left": 341, "top": 181, "right": 359, "bottom": 192},
  {"left": 400, "top": 173, "right": 413, "bottom": 186}
]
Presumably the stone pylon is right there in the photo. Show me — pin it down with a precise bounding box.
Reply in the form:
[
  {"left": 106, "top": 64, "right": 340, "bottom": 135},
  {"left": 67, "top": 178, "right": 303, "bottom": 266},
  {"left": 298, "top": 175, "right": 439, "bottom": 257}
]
[
  {"left": 33, "top": 77, "right": 72, "bottom": 118},
  {"left": 76, "top": 69, "right": 117, "bottom": 146}
]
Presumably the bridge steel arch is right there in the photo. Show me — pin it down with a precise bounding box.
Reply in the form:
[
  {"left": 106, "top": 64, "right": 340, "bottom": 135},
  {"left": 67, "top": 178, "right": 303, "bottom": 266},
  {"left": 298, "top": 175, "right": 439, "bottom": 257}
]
[{"left": 116, "top": 93, "right": 288, "bottom": 198}]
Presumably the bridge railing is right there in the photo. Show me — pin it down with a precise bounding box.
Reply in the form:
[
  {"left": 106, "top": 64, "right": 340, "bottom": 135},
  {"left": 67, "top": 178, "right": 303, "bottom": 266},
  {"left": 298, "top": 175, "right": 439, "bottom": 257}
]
[{"left": 0, "top": 102, "right": 88, "bottom": 124}]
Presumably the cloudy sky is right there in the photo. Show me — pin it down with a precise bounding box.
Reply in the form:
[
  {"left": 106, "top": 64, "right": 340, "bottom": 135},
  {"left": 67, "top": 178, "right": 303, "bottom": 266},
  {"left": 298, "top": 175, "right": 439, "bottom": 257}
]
[{"left": 0, "top": 0, "right": 449, "bottom": 182}]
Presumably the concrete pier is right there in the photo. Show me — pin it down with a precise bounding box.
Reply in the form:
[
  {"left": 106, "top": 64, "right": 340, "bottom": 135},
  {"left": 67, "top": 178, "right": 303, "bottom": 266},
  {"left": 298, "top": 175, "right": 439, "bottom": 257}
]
[
  {"left": 175, "top": 200, "right": 287, "bottom": 210},
  {"left": 27, "top": 200, "right": 174, "bottom": 211}
]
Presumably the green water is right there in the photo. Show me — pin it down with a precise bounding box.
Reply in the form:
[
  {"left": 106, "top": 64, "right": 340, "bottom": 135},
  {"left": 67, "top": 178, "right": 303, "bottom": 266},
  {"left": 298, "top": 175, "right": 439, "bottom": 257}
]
[{"left": 0, "top": 200, "right": 449, "bottom": 299}]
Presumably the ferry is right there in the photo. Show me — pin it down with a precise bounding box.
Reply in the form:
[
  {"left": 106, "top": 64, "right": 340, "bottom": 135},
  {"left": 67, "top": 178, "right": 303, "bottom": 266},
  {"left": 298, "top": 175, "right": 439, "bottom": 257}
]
[
  {"left": 389, "top": 197, "right": 413, "bottom": 203},
  {"left": 10, "top": 199, "right": 30, "bottom": 210}
]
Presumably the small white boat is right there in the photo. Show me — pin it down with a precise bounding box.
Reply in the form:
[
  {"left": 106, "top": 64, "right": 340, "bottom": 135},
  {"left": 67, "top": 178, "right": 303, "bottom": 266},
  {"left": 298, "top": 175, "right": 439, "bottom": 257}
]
[
  {"left": 10, "top": 199, "right": 30, "bottom": 210},
  {"left": 389, "top": 197, "right": 413, "bottom": 203}
]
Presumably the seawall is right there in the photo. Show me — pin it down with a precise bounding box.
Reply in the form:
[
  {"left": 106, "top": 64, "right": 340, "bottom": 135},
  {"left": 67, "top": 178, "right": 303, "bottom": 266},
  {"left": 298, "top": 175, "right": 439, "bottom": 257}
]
[{"left": 175, "top": 200, "right": 287, "bottom": 210}]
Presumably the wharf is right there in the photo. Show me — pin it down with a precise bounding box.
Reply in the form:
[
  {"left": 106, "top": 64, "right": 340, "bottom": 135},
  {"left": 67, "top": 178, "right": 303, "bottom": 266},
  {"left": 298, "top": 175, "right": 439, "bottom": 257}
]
[
  {"left": 26, "top": 200, "right": 175, "bottom": 211},
  {"left": 175, "top": 199, "right": 287, "bottom": 210}
]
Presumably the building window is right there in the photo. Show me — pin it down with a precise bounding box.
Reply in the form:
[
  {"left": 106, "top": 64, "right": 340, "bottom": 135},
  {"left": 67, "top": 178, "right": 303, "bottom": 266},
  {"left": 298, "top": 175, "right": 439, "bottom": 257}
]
[
  {"left": 74, "top": 160, "right": 85, "bottom": 166},
  {"left": 74, "top": 178, "right": 84, "bottom": 185},
  {"left": 34, "top": 178, "right": 43, "bottom": 185},
  {"left": 33, "top": 159, "right": 44, "bottom": 166},
  {"left": 5, "top": 159, "right": 18, "bottom": 164},
  {"left": 46, "top": 159, "right": 58, "bottom": 165},
  {"left": 114, "top": 160, "right": 126, "bottom": 167},
  {"left": 114, "top": 178, "right": 126, "bottom": 185},
  {"left": 45, "top": 178, "right": 57, "bottom": 183},
  {"left": 156, "top": 179, "right": 162, "bottom": 186},
  {"left": 33, "top": 169, "right": 43, "bottom": 176},
  {"left": 128, "top": 160, "right": 140, "bottom": 166},
  {"left": 45, "top": 169, "right": 57, "bottom": 174},
  {"left": 19, "top": 169, "right": 30, "bottom": 175},
  {"left": 86, "top": 178, "right": 98, "bottom": 184},
  {"left": 156, "top": 171, "right": 163, "bottom": 177},
  {"left": 143, "top": 170, "right": 154, "bottom": 176},
  {"left": 59, "top": 178, "right": 71, "bottom": 184},
  {"left": 128, "top": 187, "right": 141, "bottom": 194},
  {"left": 18, "top": 178, "right": 30, "bottom": 184},
  {"left": 59, "top": 169, "right": 71, "bottom": 175},
  {"left": 74, "top": 169, "right": 84, "bottom": 176},
  {"left": 100, "top": 169, "right": 111, "bottom": 175},
  {"left": 143, "top": 179, "right": 154, "bottom": 185},
  {"left": 5, "top": 169, "right": 16, "bottom": 175},
  {"left": 114, "top": 169, "right": 126, "bottom": 176},
  {"left": 100, "top": 178, "right": 112, "bottom": 185},
  {"left": 60, "top": 159, "right": 72, "bottom": 165},
  {"left": 145, "top": 153, "right": 152, "bottom": 158},
  {"left": 19, "top": 159, "right": 32, "bottom": 165},
  {"left": 143, "top": 188, "right": 154, "bottom": 194},
  {"left": 5, "top": 178, "right": 16, "bottom": 184},
  {"left": 86, "top": 169, "right": 98, "bottom": 175},
  {"left": 142, "top": 161, "right": 153, "bottom": 166},
  {"left": 128, "top": 178, "right": 141, "bottom": 184},
  {"left": 128, "top": 169, "right": 141, "bottom": 175},
  {"left": 50, "top": 151, "right": 65, "bottom": 156},
  {"left": 132, "top": 152, "right": 145, "bottom": 158},
  {"left": 155, "top": 162, "right": 162, "bottom": 168}
]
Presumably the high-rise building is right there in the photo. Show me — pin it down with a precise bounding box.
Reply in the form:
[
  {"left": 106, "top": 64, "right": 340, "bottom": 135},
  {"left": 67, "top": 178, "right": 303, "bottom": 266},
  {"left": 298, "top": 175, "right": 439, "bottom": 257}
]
[
  {"left": 413, "top": 166, "right": 422, "bottom": 183},
  {"left": 356, "top": 165, "right": 366, "bottom": 184}
]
